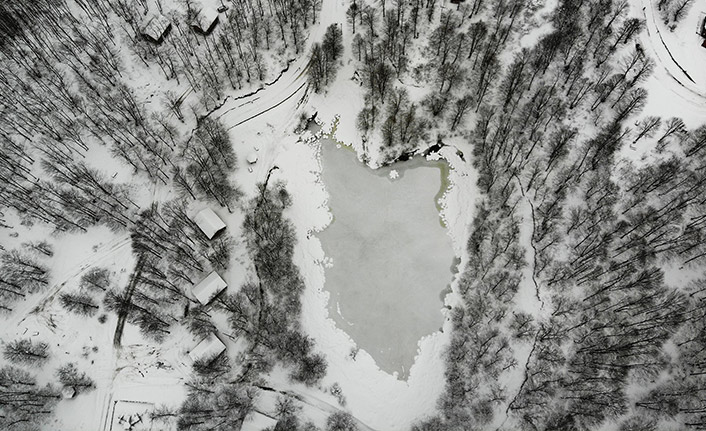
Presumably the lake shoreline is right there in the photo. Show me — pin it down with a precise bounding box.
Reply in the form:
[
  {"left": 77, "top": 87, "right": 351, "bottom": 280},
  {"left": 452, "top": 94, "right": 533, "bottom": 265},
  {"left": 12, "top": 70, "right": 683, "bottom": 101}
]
[
  {"left": 283, "top": 114, "right": 478, "bottom": 429},
  {"left": 315, "top": 137, "right": 456, "bottom": 379}
]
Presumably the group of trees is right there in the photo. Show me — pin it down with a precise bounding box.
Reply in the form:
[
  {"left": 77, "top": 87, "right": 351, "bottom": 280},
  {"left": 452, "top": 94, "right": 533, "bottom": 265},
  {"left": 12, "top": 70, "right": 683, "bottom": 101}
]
[
  {"left": 345, "top": 0, "right": 660, "bottom": 168},
  {"left": 173, "top": 367, "right": 357, "bottom": 431},
  {"left": 322, "top": 0, "right": 705, "bottom": 428},
  {"left": 178, "top": 118, "right": 242, "bottom": 212},
  {"left": 0, "top": 133, "right": 139, "bottom": 233},
  {"left": 56, "top": 362, "right": 96, "bottom": 395},
  {"left": 59, "top": 267, "right": 111, "bottom": 317},
  {"left": 1, "top": 338, "right": 57, "bottom": 429},
  {"left": 262, "top": 405, "right": 358, "bottom": 431},
  {"left": 349, "top": 0, "right": 533, "bottom": 163},
  {"left": 215, "top": 179, "right": 327, "bottom": 385},
  {"left": 0, "top": 365, "right": 59, "bottom": 430},
  {"left": 176, "top": 379, "right": 258, "bottom": 431},
  {"left": 492, "top": 121, "right": 706, "bottom": 428},
  {"left": 0, "top": 1, "right": 168, "bottom": 232},
  {"left": 173, "top": 180, "right": 329, "bottom": 428},
  {"left": 350, "top": 0, "right": 428, "bottom": 161},
  {"left": 0, "top": 250, "right": 49, "bottom": 313},
  {"left": 310, "top": 24, "right": 345, "bottom": 92},
  {"left": 3, "top": 338, "right": 50, "bottom": 366},
  {"left": 1, "top": 339, "right": 95, "bottom": 430},
  {"left": 657, "top": 0, "right": 694, "bottom": 29},
  {"left": 102, "top": 199, "right": 235, "bottom": 342}
]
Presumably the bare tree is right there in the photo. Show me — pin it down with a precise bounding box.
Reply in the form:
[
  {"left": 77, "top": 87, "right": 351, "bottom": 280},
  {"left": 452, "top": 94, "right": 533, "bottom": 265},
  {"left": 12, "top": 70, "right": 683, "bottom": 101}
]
[{"left": 0, "top": 365, "right": 59, "bottom": 430}]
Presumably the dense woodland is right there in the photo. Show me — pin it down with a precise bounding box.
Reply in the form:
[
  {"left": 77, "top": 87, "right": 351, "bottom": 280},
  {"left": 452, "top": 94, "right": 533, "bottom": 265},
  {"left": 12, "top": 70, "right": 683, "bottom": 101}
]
[
  {"left": 0, "top": 0, "right": 330, "bottom": 429},
  {"left": 341, "top": 0, "right": 705, "bottom": 430},
  {"left": 1, "top": 0, "right": 706, "bottom": 429}
]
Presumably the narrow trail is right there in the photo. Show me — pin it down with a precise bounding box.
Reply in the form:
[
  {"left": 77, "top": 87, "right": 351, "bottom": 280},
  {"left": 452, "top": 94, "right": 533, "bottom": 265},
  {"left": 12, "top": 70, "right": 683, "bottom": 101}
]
[
  {"left": 495, "top": 331, "right": 541, "bottom": 431},
  {"left": 491, "top": 177, "right": 549, "bottom": 430},
  {"left": 526, "top": 200, "right": 545, "bottom": 309}
]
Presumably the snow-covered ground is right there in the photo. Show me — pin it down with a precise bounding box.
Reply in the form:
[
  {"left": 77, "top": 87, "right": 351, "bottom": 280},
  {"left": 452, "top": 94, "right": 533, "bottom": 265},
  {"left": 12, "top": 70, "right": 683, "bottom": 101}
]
[
  {"left": 0, "top": 213, "right": 134, "bottom": 430},
  {"left": 17, "top": 0, "right": 692, "bottom": 428},
  {"left": 635, "top": 0, "right": 706, "bottom": 128}
]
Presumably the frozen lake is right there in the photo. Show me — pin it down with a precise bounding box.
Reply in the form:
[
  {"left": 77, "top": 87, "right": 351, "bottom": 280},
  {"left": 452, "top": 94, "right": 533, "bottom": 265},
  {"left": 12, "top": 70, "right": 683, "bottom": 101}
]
[{"left": 317, "top": 140, "right": 455, "bottom": 379}]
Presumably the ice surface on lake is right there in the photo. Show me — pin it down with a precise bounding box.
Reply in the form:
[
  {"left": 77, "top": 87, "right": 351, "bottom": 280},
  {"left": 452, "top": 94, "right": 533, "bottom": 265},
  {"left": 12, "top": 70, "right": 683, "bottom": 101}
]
[{"left": 318, "top": 140, "right": 454, "bottom": 379}]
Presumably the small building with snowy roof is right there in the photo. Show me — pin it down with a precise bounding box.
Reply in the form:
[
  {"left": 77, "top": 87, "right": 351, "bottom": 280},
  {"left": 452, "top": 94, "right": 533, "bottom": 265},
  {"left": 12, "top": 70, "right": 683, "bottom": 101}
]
[
  {"left": 61, "top": 386, "right": 76, "bottom": 399},
  {"left": 140, "top": 14, "right": 171, "bottom": 44},
  {"left": 191, "top": 8, "right": 219, "bottom": 35},
  {"left": 193, "top": 207, "right": 226, "bottom": 239},
  {"left": 189, "top": 333, "right": 226, "bottom": 363},
  {"left": 192, "top": 271, "right": 227, "bottom": 305}
]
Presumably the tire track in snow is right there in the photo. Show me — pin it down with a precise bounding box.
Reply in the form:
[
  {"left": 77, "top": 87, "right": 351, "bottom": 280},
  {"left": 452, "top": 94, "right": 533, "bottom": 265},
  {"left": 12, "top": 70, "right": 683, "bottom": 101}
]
[
  {"left": 642, "top": 4, "right": 695, "bottom": 84},
  {"left": 639, "top": 0, "right": 706, "bottom": 104},
  {"left": 200, "top": 57, "right": 299, "bottom": 123},
  {"left": 226, "top": 82, "right": 309, "bottom": 130}
]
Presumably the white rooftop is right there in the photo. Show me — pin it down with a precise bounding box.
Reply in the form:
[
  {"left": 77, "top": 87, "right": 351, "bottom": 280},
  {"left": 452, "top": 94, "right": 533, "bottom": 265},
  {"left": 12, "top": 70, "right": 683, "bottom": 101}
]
[
  {"left": 141, "top": 14, "right": 170, "bottom": 42},
  {"left": 192, "top": 271, "right": 227, "bottom": 305},
  {"left": 193, "top": 8, "right": 219, "bottom": 33},
  {"left": 188, "top": 333, "right": 226, "bottom": 363},
  {"left": 193, "top": 207, "right": 226, "bottom": 239},
  {"left": 61, "top": 386, "right": 76, "bottom": 399}
]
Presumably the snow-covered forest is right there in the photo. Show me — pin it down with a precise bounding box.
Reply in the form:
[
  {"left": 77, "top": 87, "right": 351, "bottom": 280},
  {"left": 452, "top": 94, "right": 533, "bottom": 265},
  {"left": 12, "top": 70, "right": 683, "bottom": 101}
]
[{"left": 1, "top": 0, "right": 706, "bottom": 429}]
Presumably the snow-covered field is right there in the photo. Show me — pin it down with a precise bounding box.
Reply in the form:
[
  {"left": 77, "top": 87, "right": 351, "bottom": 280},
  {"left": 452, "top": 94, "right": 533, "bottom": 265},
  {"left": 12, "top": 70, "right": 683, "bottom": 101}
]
[{"left": 637, "top": 0, "right": 706, "bottom": 128}]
